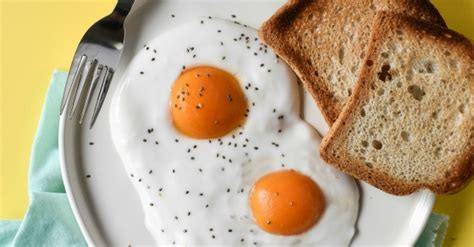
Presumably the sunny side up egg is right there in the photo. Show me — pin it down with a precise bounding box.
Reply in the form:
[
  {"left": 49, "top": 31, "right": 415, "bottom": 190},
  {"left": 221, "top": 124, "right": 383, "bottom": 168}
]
[{"left": 110, "top": 18, "right": 359, "bottom": 246}]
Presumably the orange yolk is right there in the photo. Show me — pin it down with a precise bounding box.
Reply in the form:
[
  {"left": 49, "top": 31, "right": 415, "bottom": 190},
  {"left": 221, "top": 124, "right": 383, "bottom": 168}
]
[
  {"left": 170, "top": 66, "right": 247, "bottom": 139},
  {"left": 249, "top": 169, "right": 325, "bottom": 236}
]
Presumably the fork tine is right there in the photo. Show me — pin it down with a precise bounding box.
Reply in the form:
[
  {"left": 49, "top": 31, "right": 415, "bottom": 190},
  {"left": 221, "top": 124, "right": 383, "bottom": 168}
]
[
  {"left": 90, "top": 67, "right": 114, "bottom": 129},
  {"left": 79, "top": 64, "right": 104, "bottom": 125},
  {"left": 69, "top": 59, "right": 98, "bottom": 119},
  {"left": 60, "top": 54, "right": 87, "bottom": 115},
  {"left": 66, "top": 57, "right": 90, "bottom": 119}
]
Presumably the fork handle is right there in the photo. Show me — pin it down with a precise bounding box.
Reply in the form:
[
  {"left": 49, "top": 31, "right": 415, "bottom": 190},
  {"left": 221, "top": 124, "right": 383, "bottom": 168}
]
[
  {"left": 105, "top": 0, "right": 134, "bottom": 27},
  {"left": 116, "top": 0, "right": 135, "bottom": 15},
  {"left": 110, "top": 0, "right": 135, "bottom": 25}
]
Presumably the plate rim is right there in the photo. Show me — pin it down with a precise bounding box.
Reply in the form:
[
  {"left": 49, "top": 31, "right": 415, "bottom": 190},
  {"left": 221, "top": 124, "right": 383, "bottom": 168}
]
[
  {"left": 58, "top": 1, "right": 436, "bottom": 245},
  {"left": 59, "top": 115, "right": 436, "bottom": 245},
  {"left": 399, "top": 190, "right": 435, "bottom": 245},
  {"left": 59, "top": 116, "right": 97, "bottom": 245}
]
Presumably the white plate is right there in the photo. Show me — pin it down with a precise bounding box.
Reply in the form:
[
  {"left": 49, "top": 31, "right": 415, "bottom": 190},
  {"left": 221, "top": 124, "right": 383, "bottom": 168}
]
[{"left": 59, "top": 0, "right": 435, "bottom": 246}]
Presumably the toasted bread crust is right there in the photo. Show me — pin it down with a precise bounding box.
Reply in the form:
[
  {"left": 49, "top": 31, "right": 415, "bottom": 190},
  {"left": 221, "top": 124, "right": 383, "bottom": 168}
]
[
  {"left": 259, "top": 0, "right": 338, "bottom": 124},
  {"left": 320, "top": 12, "right": 473, "bottom": 195},
  {"left": 259, "top": 0, "right": 446, "bottom": 125}
]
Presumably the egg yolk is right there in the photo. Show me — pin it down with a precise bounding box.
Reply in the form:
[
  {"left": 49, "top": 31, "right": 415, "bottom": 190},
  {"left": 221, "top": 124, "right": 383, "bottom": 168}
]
[
  {"left": 249, "top": 169, "right": 325, "bottom": 235},
  {"left": 170, "top": 66, "right": 247, "bottom": 139}
]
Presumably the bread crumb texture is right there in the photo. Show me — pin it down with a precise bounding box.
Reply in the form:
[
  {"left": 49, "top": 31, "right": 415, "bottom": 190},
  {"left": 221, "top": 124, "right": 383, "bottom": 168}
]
[
  {"left": 321, "top": 12, "right": 473, "bottom": 195},
  {"left": 259, "top": 0, "right": 445, "bottom": 124}
]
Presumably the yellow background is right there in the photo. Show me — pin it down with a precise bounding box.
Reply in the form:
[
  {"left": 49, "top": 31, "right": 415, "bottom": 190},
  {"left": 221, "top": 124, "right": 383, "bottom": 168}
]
[{"left": 0, "top": 0, "right": 472, "bottom": 246}]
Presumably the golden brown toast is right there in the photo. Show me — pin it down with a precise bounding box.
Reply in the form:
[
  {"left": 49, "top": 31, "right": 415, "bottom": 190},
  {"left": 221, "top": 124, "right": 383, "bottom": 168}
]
[
  {"left": 259, "top": 0, "right": 446, "bottom": 125},
  {"left": 320, "top": 12, "right": 473, "bottom": 195}
]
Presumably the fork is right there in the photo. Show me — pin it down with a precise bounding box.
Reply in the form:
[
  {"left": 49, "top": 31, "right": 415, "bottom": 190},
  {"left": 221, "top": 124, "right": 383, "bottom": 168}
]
[{"left": 60, "top": 0, "right": 134, "bottom": 129}]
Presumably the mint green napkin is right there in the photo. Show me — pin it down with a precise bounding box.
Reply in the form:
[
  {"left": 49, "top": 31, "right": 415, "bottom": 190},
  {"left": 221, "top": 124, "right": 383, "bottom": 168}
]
[
  {"left": 0, "top": 71, "right": 86, "bottom": 247},
  {"left": 0, "top": 71, "right": 448, "bottom": 246},
  {"left": 416, "top": 213, "right": 449, "bottom": 247}
]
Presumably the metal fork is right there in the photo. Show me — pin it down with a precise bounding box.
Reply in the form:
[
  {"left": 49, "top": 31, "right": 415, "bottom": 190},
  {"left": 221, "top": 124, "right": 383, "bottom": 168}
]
[{"left": 60, "top": 0, "right": 134, "bottom": 129}]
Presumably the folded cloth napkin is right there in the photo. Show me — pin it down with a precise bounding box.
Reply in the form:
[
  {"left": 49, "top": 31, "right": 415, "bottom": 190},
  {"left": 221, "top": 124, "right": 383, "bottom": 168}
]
[
  {"left": 416, "top": 213, "right": 449, "bottom": 247},
  {"left": 0, "top": 71, "right": 448, "bottom": 247},
  {"left": 0, "top": 71, "right": 86, "bottom": 247}
]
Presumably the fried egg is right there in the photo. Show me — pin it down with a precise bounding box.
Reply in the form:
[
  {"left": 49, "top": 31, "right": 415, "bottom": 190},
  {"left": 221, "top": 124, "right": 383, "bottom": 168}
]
[{"left": 110, "top": 18, "right": 359, "bottom": 246}]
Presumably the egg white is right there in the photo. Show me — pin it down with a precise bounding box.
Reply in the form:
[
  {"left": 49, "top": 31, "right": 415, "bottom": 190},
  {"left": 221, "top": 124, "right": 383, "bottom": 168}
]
[{"left": 110, "top": 18, "right": 359, "bottom": 246}]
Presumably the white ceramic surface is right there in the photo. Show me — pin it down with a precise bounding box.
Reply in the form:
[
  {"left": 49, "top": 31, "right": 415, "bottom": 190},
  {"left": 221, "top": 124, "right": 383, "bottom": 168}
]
[{"left": 59, "top": 0, "right": 435, "bottom": 246}]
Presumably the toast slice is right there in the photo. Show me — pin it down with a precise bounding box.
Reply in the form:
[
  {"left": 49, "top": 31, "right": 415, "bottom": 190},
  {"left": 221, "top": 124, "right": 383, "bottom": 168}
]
[
  {"left": 259, "top": 0, "right": 445, "bottom": 125},
  {"left": 320, "top": 12, "right": 473, "bottom": 195}
]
